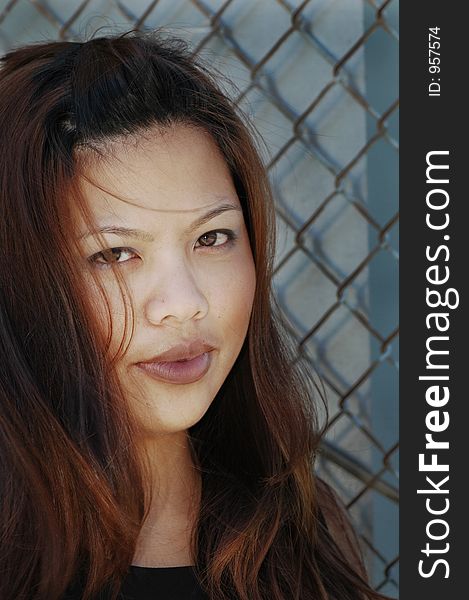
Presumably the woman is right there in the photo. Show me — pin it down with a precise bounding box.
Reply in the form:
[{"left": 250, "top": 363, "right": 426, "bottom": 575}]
[{"left": 0, "top": 31, "right": 389, "bottom": 600}]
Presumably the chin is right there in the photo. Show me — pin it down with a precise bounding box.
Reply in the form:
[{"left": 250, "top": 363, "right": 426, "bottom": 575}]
[
  {"left": 120, "top": 356, "right": 227, "bottom": 435},
  {"left": 132, "top": 392, "right": 214, "bottom": 436}
]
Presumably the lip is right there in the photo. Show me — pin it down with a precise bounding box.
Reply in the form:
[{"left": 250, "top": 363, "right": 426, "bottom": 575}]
[
  {"left": 139, "top": 339, "right": 215, "bottom": 363},
  {"left": 136, "top": 351, "right": 214, "bottom": 384}
]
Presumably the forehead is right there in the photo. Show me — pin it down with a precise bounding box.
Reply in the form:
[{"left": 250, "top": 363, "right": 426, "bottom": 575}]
[{"left": 75, "top": 124, "right": 239, "bottom": 224}]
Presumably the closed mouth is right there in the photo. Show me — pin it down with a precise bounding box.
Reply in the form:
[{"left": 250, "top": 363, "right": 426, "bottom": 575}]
[{"left": 136, "top": 350, "right": 213, "bottom": 384}]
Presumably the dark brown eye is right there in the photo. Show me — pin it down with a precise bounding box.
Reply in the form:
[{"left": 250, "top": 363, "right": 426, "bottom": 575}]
[
  {"left": 89, "top": 247, "right": 137, "bottom": 269},
  {"left": 198, "top": 232, "right": 219, "bottom": 246},
  {"left": 101, "top": 248, "right": 122, "bottom": 262},
  {"left": 196, "top": 230, "right": 237, "bottom": 249}
]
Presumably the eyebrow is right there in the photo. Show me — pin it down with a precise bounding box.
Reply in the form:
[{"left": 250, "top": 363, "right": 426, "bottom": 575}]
[{"left": 79, "top": 201, "right": 242, "bottom": 242}]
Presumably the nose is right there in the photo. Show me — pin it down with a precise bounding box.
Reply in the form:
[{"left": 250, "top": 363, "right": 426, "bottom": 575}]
[{"left": 143, "top": 256, "right": 209, "bottom": 326}]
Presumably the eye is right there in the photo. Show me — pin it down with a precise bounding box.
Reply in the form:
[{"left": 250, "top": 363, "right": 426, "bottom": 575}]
[
  {"left": 195, "top": 229, "right": 237, "bottom": 250},
  {"left": 88, "top": 247, "right": 138, "bottom": 269},
  {"left": 88, "top": 229, "right": 238, "bottom": 269}
]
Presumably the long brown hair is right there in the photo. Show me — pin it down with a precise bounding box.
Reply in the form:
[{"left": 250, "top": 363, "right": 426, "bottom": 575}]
[{"left": 0, "top": 31, "right": 388, "bottom": 600}]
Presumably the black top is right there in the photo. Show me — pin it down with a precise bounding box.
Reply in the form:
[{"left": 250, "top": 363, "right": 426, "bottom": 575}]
[
  {"left": 118, "top": 565, "right": 208, "bottom": 600},
  {"left": 63, "top": 565, "right": 209, "bottom": 599}
]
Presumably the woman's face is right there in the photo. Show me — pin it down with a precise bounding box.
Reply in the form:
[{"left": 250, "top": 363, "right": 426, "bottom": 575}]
[{"left": 75, "top": 125, "right": 256, "bottom": 436}]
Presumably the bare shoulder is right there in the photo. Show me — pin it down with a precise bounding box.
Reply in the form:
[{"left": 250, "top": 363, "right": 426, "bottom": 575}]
[{"left": 316, "top": 477, "right": 368, "bottom": 581}]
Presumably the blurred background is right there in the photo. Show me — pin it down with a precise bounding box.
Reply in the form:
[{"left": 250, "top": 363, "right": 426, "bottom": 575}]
[{"left": 0, "top": 0, "right": 399, "bottom": 596}]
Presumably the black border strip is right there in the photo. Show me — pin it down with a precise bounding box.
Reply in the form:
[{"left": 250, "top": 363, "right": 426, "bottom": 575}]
[{"left": 400, "top": 3, "right": 465, "bottom": 598}]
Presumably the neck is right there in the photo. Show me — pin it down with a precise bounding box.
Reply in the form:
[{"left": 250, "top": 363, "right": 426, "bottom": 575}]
[
  {"left": 146, "top": 430, "right": 200, "bottom": 513},
  {"left": 132, "top": 430, "right": 201, "bottom": 567}
]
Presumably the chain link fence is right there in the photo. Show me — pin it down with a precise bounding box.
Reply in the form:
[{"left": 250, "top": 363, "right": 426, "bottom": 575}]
[{"left": 0, "top": 0, "right": 399, "bottom": 596}]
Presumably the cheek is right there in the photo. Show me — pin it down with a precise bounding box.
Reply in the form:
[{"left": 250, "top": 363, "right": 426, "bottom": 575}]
[
  {"left": 82, "top": 275, "right": 132, "bottom": 349},
  {"left": 210, "top": 254, "right": 256, "bottom": 334}
]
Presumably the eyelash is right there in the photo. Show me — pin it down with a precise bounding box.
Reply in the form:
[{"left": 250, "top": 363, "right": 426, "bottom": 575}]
[{"left": 88, "top": 229, "right": 238, "bottom": 269}]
